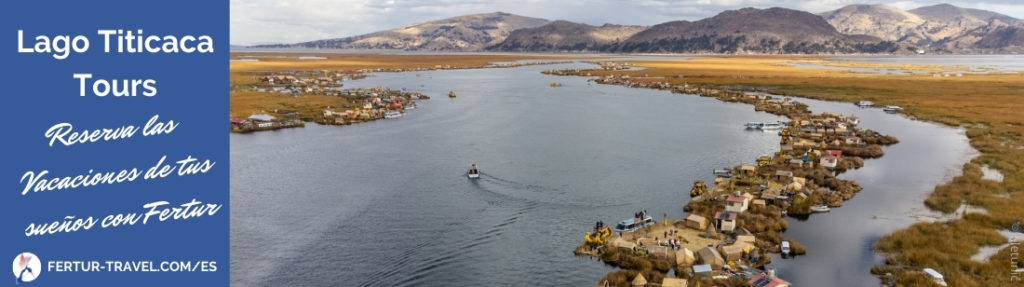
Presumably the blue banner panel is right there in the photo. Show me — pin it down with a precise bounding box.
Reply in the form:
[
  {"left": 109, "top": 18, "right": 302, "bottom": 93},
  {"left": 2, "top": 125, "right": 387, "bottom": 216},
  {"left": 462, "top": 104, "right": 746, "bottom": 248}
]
[{"left": 2, "top": 1, "right": 228, "bottom": 286}]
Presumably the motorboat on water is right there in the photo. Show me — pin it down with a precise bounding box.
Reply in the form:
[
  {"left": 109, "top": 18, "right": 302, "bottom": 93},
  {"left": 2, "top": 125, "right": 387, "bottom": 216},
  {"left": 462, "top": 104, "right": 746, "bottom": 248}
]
[
  {"left": 810, "top": 204, "right": 831, "bottom": 213},
  {"left": 448, "top": 91, "right": 457, "bottom": 98},
  {"left": 857, "top": 100, "right": 874, "bottom": 108},
  {"left": 780, "top": 241, "right": 791, "bottom": 256},
  {"left": 468, "top": 165, "right": 480, "bottom": 179},
  {"left": 384, "top": 111, "right": 403, "bottom": 119},
  {"left": 614, "top": 216, "right": 654, "bottom": 233},
  {"left": 883, "top": 106, "right": 902, "bottom": 113},
  {"left": 745, "top": 122, "right": 763, "bottom": 129},
  {"left": 404, "top": 104, "right": 416, "bottom": 110}
]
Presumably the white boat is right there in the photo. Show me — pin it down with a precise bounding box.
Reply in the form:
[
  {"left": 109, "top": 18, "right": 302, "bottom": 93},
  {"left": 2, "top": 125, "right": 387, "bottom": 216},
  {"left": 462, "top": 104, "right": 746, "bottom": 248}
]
[
  {"left": 713, "top": 168, "right": 732, "bottom": 178},
  {"left": 404, "top": 104, "right": 416, "bottom": 110},
  {"left": 384, "top": 111, "right": 403, "bottom": 119},
  {"left": 810, "top": 205, "right": 831, "bottom": 213},
  {"left": 857, "top": 101, "right": 874, "bottom": 108},
  {"left": 780, "top": 241, "right": 791, "bottom": 255},
  {"left": 883, "top": 106, "right": 902, "bottom": 112},
  {"left": 746, "top": 121, "right": 785, "bottom": 130},
  {"left": 923, "top": 268, "right": 947, "bottom": 286},
  {"left": 614, "top": 216, "right": 654, "bottom": 233},
  {"left": 760, "top": 122, "right": 785, "bottom": 130}
]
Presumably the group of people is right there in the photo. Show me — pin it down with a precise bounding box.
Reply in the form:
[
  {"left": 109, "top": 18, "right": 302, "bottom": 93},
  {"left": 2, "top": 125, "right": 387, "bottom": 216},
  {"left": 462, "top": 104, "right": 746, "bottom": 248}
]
[
  {"left": 594, "top": 221, "right": 605, "bottom": 231},
  {"left": 665, "top": 238, "right": 682, "bottom": 250},
  {"left": 468, "top": 164, "right": 478, "bottom": 175},
  {"left": 633, "top": 210, "right": 648, "bottom": 221}
]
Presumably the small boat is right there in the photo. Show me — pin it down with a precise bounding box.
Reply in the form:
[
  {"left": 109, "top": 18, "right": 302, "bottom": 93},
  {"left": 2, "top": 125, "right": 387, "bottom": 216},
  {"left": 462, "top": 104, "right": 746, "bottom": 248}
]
[
  {"left": 448, "top": 91, "right": 457, "bottom": 98},
  {"left": 713, "top": 168, "right": 732, "bottom": 178},
  {"left": 780, "top": 241, "right": 791, "bottom": 256},
  {"left": 468, "top": 164, "right": 480, "bottom": 179},
  {"left": 550, "top": 82, "right": 561, "bottom": 87},
  {"left": 923, "top": 268, "right": 947, "bottom": 286},
  {"left": 745, "top": 122, "right": 763, "bottom": 129},
  {"left": 404, "top": 104, "right": 416, "bottom": 110},
  {"left": 384, "top": 111, "right": 403, "bottom": 119},
  {"left": 882, "top": 106, "right": 902, "bottom": 113},
  {"left": 810, "top": 204, "right": 831, "bottom": 213},
  {"left": 760, "top": 121, "right": 785, "bottom": 130},
  {"left": 614, "top": 216, "right": 654, "bottom": 233},
  {"left": 857, "top": 100, "right": 874, "bottom": 108}
]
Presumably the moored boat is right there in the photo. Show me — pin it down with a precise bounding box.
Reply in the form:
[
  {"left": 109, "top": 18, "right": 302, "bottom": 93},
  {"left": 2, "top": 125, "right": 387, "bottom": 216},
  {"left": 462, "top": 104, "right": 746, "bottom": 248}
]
[
  {"left": 760, "top": 121, "right": 785, "bottom": 130},
  {"left": 384, "top": 111, "right": 403, "bottom": 119},
  {"left": 614, "top": 216, "right": 654, "bottom": 233},
  {"left": 883, "top": 105, "right": 902, "bottom": 112},
  {"left": 713, "top": 168, "right": 732, "bottom": 178},
  {"left": 857, "top": 100, "right": 874, "bottom": 108},
  {"left": 810, "top": 204, "right": 831, "bottom": 213}
]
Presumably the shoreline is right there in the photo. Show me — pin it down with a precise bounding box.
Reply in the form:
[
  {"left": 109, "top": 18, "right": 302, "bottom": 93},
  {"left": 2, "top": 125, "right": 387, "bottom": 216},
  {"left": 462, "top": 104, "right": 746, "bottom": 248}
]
[
  {"left": 549, "top": 57, "right": 1021, "bottom": 286},
  {"left": 229, "top": 54, "right": 577, "bottom": 133},
  {"left": 556, "top": 65, "right": 899, "bottom": 286}
]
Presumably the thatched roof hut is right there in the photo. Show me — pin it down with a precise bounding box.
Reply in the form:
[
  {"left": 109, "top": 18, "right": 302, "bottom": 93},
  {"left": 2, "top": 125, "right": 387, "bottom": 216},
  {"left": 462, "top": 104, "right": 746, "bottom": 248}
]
[
  {"left": 719, "top": 244, "right": 744, "bottom": 261},
  {"left": 685, "top": 214, "right": 708, "bottom": 230},
  {"left": 661, "top": 278, "right": 687, "bottom": 287},
  {"left": 647, "top": 246, "right": 670, "bottom": 260},
  {"left": 674, "top": 248, "right": 696, "bottom": 267},
  {"left": 697, "top": 246, "right": 725, "bottom": 269},
  {"left": 610, "top": 237, "right": 636, "bottom": 252},
  {"left": 631, "top": 273, "right": 648, "bottom": 287}
]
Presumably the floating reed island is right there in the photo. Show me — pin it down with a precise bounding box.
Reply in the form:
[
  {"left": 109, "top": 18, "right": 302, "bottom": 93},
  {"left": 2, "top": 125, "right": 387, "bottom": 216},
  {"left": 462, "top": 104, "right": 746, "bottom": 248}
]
[
  {"left": 557, "top": 65, "right": 899, "bottom": 286},
  {"left": 230, "top": 53, "right": 579, "bottom": 134}
]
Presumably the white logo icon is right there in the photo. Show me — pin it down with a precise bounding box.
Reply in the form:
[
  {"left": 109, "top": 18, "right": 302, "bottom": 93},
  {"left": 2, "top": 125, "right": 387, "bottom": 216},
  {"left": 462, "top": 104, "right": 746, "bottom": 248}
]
[{"left": 12, "top": 252, "right": 40, "bottom": 283}]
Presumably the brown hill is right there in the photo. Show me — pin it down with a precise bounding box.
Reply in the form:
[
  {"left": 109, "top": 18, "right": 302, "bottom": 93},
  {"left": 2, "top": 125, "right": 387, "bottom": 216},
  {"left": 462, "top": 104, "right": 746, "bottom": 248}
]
[
  {"left": 614, "top": 7, "right": 889, "bottom": 54},
  {"left": 487, "top": 20, "right": 645, "bottom": 52},
  {"left": 262, "top": 12, "right": 549, "bottom": 51}
]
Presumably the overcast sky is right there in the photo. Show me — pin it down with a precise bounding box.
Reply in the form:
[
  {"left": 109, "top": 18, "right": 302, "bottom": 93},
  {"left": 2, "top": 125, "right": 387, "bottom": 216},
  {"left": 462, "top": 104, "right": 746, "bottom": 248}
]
[{"left": 230, "top": 0, "right": 1024, "bottom": 45}]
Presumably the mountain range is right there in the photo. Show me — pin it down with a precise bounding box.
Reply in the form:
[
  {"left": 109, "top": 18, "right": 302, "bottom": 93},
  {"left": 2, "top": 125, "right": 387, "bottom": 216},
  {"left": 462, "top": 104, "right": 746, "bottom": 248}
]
[{"left": 256, "top": 4, "right": 1023, "bottom": 54}]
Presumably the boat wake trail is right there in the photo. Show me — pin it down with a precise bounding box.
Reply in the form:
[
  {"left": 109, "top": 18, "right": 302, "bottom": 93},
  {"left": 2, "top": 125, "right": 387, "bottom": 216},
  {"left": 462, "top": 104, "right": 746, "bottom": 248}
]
[
  {"left": 475, "top": 172, "right": 562, "bottom": 194},
  {"left": 469, "top": 172, "right": 628, "bottom": 209},
  {"left": 371, "top": 203, "right": 541, "bottom": 287}
]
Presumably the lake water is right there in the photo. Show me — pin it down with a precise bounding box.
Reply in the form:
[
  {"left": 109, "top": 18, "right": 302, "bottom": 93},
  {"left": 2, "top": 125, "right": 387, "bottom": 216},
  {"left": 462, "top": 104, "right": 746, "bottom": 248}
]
[{"left": 231, "top": 60, "right": 978, "bottom": 286}]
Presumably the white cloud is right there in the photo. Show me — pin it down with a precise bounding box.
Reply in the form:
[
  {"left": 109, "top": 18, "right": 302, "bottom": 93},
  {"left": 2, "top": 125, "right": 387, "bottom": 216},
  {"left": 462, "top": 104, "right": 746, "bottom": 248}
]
[{"left": 230, "top": 0, "right": 1024, "bottom": 45}]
